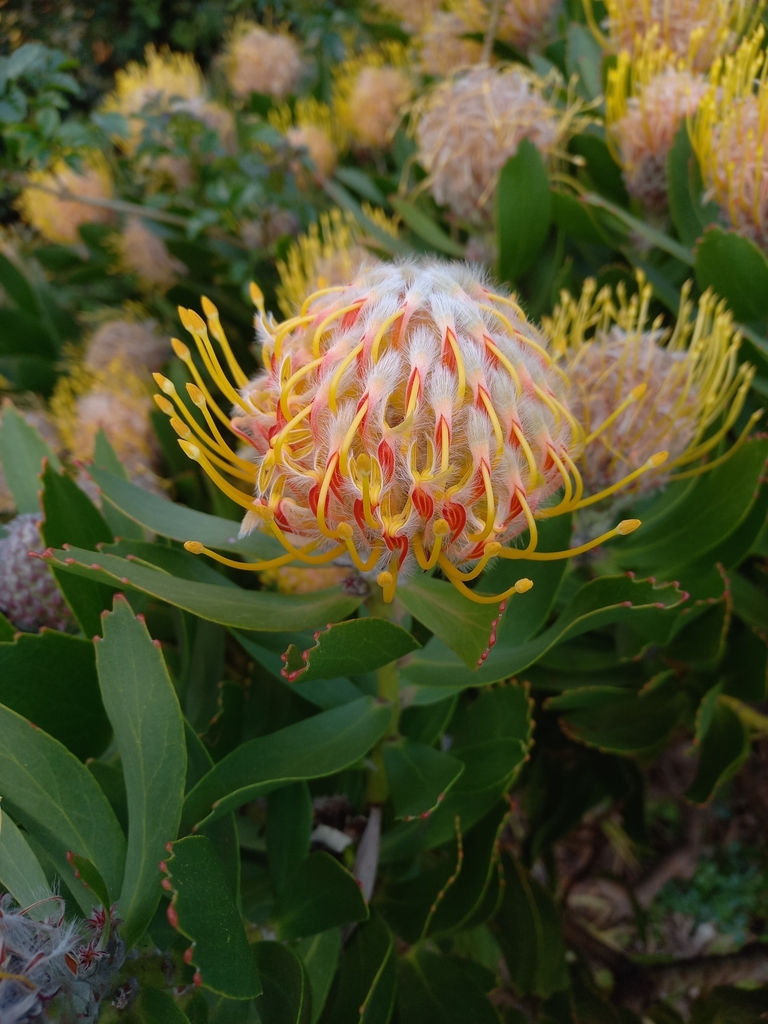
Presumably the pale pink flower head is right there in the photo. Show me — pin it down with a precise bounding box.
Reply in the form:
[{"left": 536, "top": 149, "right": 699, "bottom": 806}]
[
  {"left": 415, "top": 65, "right": 576, "bottom": 224},
  {"left": 224, "top": 24, "right": 303, "bottom": 100}
]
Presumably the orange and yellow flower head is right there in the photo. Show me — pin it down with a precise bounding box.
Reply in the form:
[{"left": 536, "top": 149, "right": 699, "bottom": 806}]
[
  {"left": 693, "top": 26, "right": 768, "bottom": 245},
  {"left": 415, "top": 66, "right": 579, "bottom": 224},
  {"left": 333, "top": 44, "right": 413, "bottom": 150},
  {"left": 547, "top": 273, "right": 756, "bottom": 501},
  {"left": 153, "top": 259, "right": 714, "bottom": 606},
  {"left": 607, "top": 45, "right": 707, "bottom": 208}
]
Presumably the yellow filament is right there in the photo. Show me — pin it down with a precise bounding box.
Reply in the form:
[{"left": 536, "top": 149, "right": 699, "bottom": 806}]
[
  {"left": 170, "top": 341, "right": 232, "bottom": 428},
  {"left": 371, "top": 308, "right": 405, "bottom": 363},
  {"left": 272, "top": 313, "right": 315, "bottom": 364},
  {"left": 412, "top": 520, "right": 449, "bottom": 570},
  {"left": 543, "top": 446, "right": 573, "bottom": 512},
  {"left": 570, "top": 452, "right": 668, "bottom": 511},
  {"left": 300, "top": 284, "right": 347, "bottom": 316},
  {"left": 484, "top": 338, "right": 522, "bottom": 395},
  {"left": 155, "top": 376, "right": 233, "bottom": 457},
  {"left": 450, "top": 542, "right": 502, "bottom": 580},
  {"left": 200, "top": 295, "right": 250, "bottom": 389},
  {"left": 478, "top": 389, "right": 505, "bottom": 459},
  {"left": 498, "top": 520, "right": 641, "bottom": 560},
  {"left": 169, "top": 418, "right": 255, "bottom": 482},
  {"left": 328, "top": 342, "right": 364, "bottom": 413},
  {"left": 272, "top": 404, "right": 313, "bottom": 462},
  {"left": 280, "top": 356, "right": 324, "bottom": 419},
  {"left": 440, "top": 418, "right": 450, "bottom": 475},
  {"left": 668, "top": 409, "right": 762, "bottom": 480},
  {"left": 356, "top": 456, "right": 381, "bottom": 530},
  {"left": 337, "top": 525, "right": 383, "bottom": 571},
  {"left": 405, "top": 370, "right": 421, "bottom": 419},
  {"left": 181, "top": 442, "right": 263, "bottom": 513},
  {"left": 317, "top": 452, "right": 340, "bottom": 538},
  {"left": 479, "top": 302, "right": 552, "bottom": 366},
  {"left": 185, "top": 542, "right": 303, "bottom": 571},
  {"left": 185, "top": 384, "right": 257, "bottom": 475},
  {"left": 180, "top": 310, "right": 250, "bottom": 414},
  {"left": 585, "top": 383, "right": 647, "bottom": 444},
  {"left": 518, "top": 490, "right": 539, "bottom": 554},
  {"left": 437, "top": 553, "right": 533, "bottom": 604},
  {"left": 377, "top": 569, "right": 397, "bottom": 604},
  {"left": 444, "top": 329, "right": 466, "bottom": 401},
  {"left": 312, "top": 301, "right": 365, "bottom": 358},
  {"left": 511, "top": 422, "right": 541, "bottom": 489},
  {"left": 467, "top": 463, "right": 496, "bottom": 543},
  {"left": 339, "top": 399, "right": 369, "bottom": 476}
]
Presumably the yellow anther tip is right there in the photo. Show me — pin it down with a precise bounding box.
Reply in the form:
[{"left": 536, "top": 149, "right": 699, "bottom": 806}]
[
  {"left": 169, "top": 417, "right": 191, "bottom": 439},
  {"left": 186, "top": 309, "right": 207, "bottom": 334},
  {"left": 433, "top": 519, "right": 450, "bottom": 537},
  {"left": 377, "top": 571, "right": 394, "bottom": 588},
  {"left": 171, "top": 337, "right": 191, "bottom": 360},
  {"left": 201, "top": 295, "right": 218, "bottom": 318},
  {"left": 515, "top": 578, "right": 534, "bottom": 594},
  {"left": 249, "top": 282, "right": 264, "bottom": 306},
  {"left": 153, "top": 394, "right": 173, "bottom": 415},
  {"left": 617, "top": 518, "right": 641, "bottom": 535},
  {"left": 153, "top": 373, "right": 176, "bottom": 396},
  {"left": 185, "top": 383, "right": 205, "bottom": 407},
  {"left": 177, "top": 306, "right": 192, "bottom": 329},
  {"left": 357, "top": 453, "right": 372, "bottom": 476},
  {"left": 649, "top": 451, "right": 669, "bottom": 467},
  {"left": 185, "top": 541, "right": 204, "bottom": 555},
  {"left": 337, "top": 523, "right": 354, "bottom": 540},
  {"left": 629, "top": 383, "right": 647, "bottom": 400},
  {"left": 486, "top": 542, "right": 502, "bottom": 556},
  {"left": 179, "top": 440, "right": 201, "bottom": 460}
]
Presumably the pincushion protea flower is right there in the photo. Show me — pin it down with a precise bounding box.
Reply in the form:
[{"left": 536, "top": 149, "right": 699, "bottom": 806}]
[
  {"left": 269, "top": 98, "right": 347, "bottom": 181},
  {"left": 414, "top": 66, "right": 581, "bottom": 224},
  {"left": 17, "top": 156, "right": 114, "bottom": 245},
  {"left": 223, "top": 23, "right": 303, "bottom": 100},
  {"left": 152, "top": 260, "right": 681, "bottom": 606},
  {"left": 606, "top": 44, "right": 706, "bottom": 209},
  {"left": 546, "top": 273, "right": 757, "bottom": 499},
  {"left": 693, "top": 26, "right": 768, "bottom": 245},
  {"left": 584, "top": 0, "right": 758, "bottom": 71},
  {"left": 333, "top": 43, "right": 413, "bottom": 150},
  {"left": 116, "top": 217, "right": 187, "bottom": 293}
]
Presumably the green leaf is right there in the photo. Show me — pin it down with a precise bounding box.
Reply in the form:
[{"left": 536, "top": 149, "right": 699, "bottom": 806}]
[
  {"left": 40, "top": 463, "right": 116, "bottom": 637},
  {"left": 333, "top": 167, "right": 387, "bottom": 206},
  {"left": 731, "top": 572, "right": 768, "bottom": 630},
  {"left": 322, "top": 912, "right": 396, "bottom": 1024},
  {"left": 383, "top": 738, "right": 464, "bottom": 820},
  {"left": 0, "top": 630, "right": 111, "bottom": 760},
  {"left": 254, "top": 942, "right": 306, "bottom": 1024},
  {"left": 0, "top": 400, "right": 60, "bottom": 513},
  {"left": 397, "top": 951, "right": 500, "bottom": 1024},
  {"left": 0, "top": 613, "right": 14, "bottom": 642},
  {"left": 0, "top": 804, "right": 49, "bottom": 907},
  {"left": 616, "top": 438, "right": 768, "bottom": 575},
  {"left": 136, "top": 987, "right": 191, "bottom": 1024},
  {"left": 582, "top": 191, "right": 694, "bottom": 265},
  {"left": 42, "top": 545, "right": 366, "bottom": 632},
  {"left": 0, "top": 701, "right": 125, "bottom": 913},
  {"left": 282, "top": 618, "right": 420, "bottom": 683},
  {"left": 397, "top": 576, "right": 503, "bottom": 671},
  {"left": 550, "top": 676, "right": 689, "bottom": 754},
  {"left": 565, "top": 22, "right": 603, "bottom": 102},
  {"left": 267, "top": 782, "right": 313, "bottom": 893},
  {"left": 95, "top": 595, "right": 187, "bottom": 948},
  {"left": 551, "top": 190, "right": 609, "bottom": 246},
  {"left": 164, "top": 835, "right": 261, "bottom": 999},
  {"left": 389, "top": 197, "right": 465, "bottom": 257},
  {"left": 667, "top": 125, "right": 719, "bottom": 248},
  {"left": 87, "top": 466, "right": 283, "bottom": 558},
  {"left": 273, "top": 851, "right": 369, "bottom": 940},
  {"left": 493, "top": 853, "right": 568, "bottom": 997},
  {"left": 695, "top": 227, "right": 768, "bottom": 322},
  {"left": 687, "top": 700, "right": 750, "bottom": 805},
  {"left": 497, "top": 139, "right": 552, "bottom": 284},
  {"left": 182, "top": 697, "right": 391, "bottom": 830},
  {"left": 0, "top": 309, "right": 57, "bottom": 359},
  {"left": 92, "top": 431, "right": 145, "bottom": 540},
  {"left": 402, "top": 575, "right": 686, "bottom": 690},
  {"left": 0, "top": 253, "right": 38, "bottom": 315},
  {"left": 321, "top": 179, "right": 412, "bottom": 256},
  {"left": 294, "top": 929, "right": 341, "bottom": 1024},
  {"left": 722, "top": 621, "right": 767, "bottom": 701}
]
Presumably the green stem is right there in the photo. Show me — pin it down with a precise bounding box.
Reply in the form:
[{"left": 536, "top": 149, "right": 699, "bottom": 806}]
[
  {"left": 720, "top": 694, "right": 768, "bottom": 735},
  {"left": 364, "top": 595, "right": 403, "bottom": 804}
]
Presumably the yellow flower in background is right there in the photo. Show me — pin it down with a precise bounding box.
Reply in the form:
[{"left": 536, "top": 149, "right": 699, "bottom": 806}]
[
  {"left": 260, "top": 565, "right": 353, "bottom": 594},
  {"left": 606, "top": 41, "right": 707, "bottom": 209},
  {"left": 585, "top": 0, "right": 760, "bottom": 71},
  {"left": 275, "top": 207, "right": 400, "bottom": 317},
  {"left": 693, "top": 25, "right": 768, "bottom": 245},
  {"left": 416, "top": 9, "right": 483, "bottom": 76},
  {"left": 52, "top": 357, "right": 163, "bottom": 495},
  {"left": 333, "top": 42, "right": 413, "bottom": 149},
  {"left": 17, "top": 155, "right": 114, "bottom": 245},
  {"left": 547, "top": 272, "right": 757, "bottom": 500},
  {"left": 148, "top": 259, "right": 721, "bottom": 609},
  {"left": 269, "top": 98, "right": 347, "bottom": 180},
  {"left": 223, "top": 22, "right": 303, "bottom": 100},
  {"left": 375, "top": 0, "right": 438, "bottom": 33},
  {"left": 103, "top": 45, "right": 234, "bottom": 154},
  {"left": 84, "top": 316, "right": 171, "bottom": 376},
  {"left": 498, "top": 0, "right": 562, "bottom": 52},
  {"left": 414, "top": 65, "right": 582, "bottom": 223}
]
